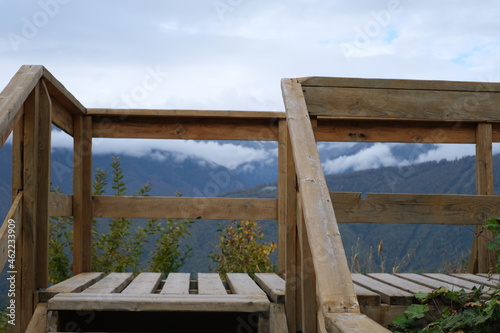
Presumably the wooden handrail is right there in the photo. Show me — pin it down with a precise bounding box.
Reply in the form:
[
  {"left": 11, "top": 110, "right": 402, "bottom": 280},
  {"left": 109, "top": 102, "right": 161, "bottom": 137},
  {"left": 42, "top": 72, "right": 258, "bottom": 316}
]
[{"left": 0, "top": 192, "right": 22, "bottom": 272}]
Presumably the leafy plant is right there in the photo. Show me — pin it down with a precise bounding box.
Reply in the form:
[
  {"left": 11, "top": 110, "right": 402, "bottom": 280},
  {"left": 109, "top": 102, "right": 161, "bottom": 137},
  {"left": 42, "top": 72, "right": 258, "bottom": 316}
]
[
  {"left": 210, "top": 219, "right": 276, "bottom": 276},
  {"left": 484, "top": 217, "right": 500, "bottom": 273}
]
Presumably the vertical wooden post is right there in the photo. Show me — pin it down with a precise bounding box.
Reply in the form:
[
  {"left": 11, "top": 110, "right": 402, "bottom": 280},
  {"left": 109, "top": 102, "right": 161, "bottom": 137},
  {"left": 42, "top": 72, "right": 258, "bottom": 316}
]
[
  {"left": 284, "top": 121, "right": 298, "bottom": 333},
  {"left": 278, "top": 119, "right": 287, "bottom": 276},
  {"left": 19, "top": 84, "right": 39, "bottom": 331},
  {"left": 468, "top": 123, "right": 494, "bottom": 273},
  {"left": 73, "top": 115, "right": 93, "bottom": 274}
]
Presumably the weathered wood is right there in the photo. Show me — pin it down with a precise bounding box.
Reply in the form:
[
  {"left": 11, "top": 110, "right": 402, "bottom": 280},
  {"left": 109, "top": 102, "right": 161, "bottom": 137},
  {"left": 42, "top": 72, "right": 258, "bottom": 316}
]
[
  {"left": 325, "top": 312, "right": 391, "bottom": 333},
  {"left": 161, "top": 273, "right": 191, "bottom": 294},
  {"left": 92, "top": 196, "right": 278, "bottom": 220},
  {"left": 282, "top": 78, "right": 359, "bottom": 314},
  {"left": 48, "top": 193, "right": 73, "bottom": 217},
  {"left": 315, "top": 119, "right": 477, "bottom": 143},
  {"left": 45, "top": 272, "right": 104, "bottom": 294},
  {"left": 423, "top": 273, "right": 495, "bottom": 292},
  {"left": 122, "top": 272, "right": 162, "bottom": 294},
  {"left": 277, "top": 119, "right": 287, "bottom": 274},
  {"left": 331, "top": 192, "right": 500, "bottom": 225},
  {"left": 51, "top": 97, "right": 74, "bottom": 135},
  {"left": 12, "top": 114, "right": 23, "bottom": 198},
  {"left": 226, "top": 273, "right": 266, "bottom": 296},
  {"left": 0, "top": 65, "right": 43, "bottom": 147},
  {"left": 351, "top": 274, "right": 413, "bottom": 305},
  {"left": 48, "top": 293, "right": 270, "bottom": 312},
  {"left": 82, "top": 273, "right": 134, "bottom": 294},
  {"left": 35, "top": 80, "right": 52, "bottom": 289},
  {"left": 255, "top": 273, "right": 285, "bottom": 303},
  {"left": 478, "top": 273, "right": 500, "bottom": 279},
  {"left": 270, "top": 303, "right": 288, "bottom": 333},
  {"left": 354, "top": 284, "right": 381, "bottom": 306},
  {"left": 72, "top": 115, "right": 92, "bottom": 274},
  {"left": 368, "top": 273, "right": 433, "bottom": 295},
  {"left": 451, "top": 273, "right": 500, "bottom": 287},
  {"left": 88, "top": 108, "right": 284, "bottom": 118},
  {"left": 25, "top": 303, "right": 47, "bottom": 333},
  {"left": 0, "top": 192, "right": 22, "bottom": 272},
  {"left": 41, "top": 69, "right": 86, "bottom": 115},
  {"left": 46, "top": 310, "right": 59, "bottom": 332},
  {"left": 396, "top": 273, "right": 472, "bottom": 293},
  {"left": 92, "top": 116, "right": 279, "bottom": 141},
  {"left": 198, "top": 273, "right": 227, "bottom": 295}
]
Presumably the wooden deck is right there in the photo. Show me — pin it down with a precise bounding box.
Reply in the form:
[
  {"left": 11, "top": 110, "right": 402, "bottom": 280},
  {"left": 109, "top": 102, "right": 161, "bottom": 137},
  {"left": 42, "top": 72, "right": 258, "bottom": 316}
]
[{"left": 32, "top": 271, "right": 500, "bottom": 332}]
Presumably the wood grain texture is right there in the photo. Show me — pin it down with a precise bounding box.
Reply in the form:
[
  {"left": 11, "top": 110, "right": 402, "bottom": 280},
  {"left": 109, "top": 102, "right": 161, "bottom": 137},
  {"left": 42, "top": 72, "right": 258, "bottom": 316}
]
[
  {"left": 282, "top": 78, "right": 359, "bottom": 314},
  {"left": 51, "top": 97, "right": 73, "bottom": 135},
  {"left": 45, "top": 272, "right": 104, "bottom": 294},
  {"left": 82, "top": 272, "right": 134, "bottom": 294},
  {"left": 367, "top": 273, "right": 433, "bottom": 295},
  {"left": 303, "top": 86, "right": 500, "bottom": 122},
  {"left": 92, "top": 196, "right": 278, "bottom": 220},
  {"left": 41, "top": 69, "right": 86, "bottom": 115},
  {"left": 351, "top": 274, "right": 413, "bottom": 305},
  {"left": 25, "top": 303, "right": 47, "bottom": 333},
  {"left": 395, "top": 273, "right": 472, "bottom": 293},
  {"left": 161, "top": 273, "right": 191, "bottom": 294},
  {"left": 270, "top": 303, "right": 289, "bottom": 333},
  {"left": 88, "top": 108, "right": 284, "bottom": 118},
  {"left": 423, "top": 273, "right": 495, "bottom": 292},
  {"left": 330, "top": 192, "right": 500, "bottom": 225},
  {"left": 197, "top": 273, "right": 227, "bottom": 295},
  {"left": 450, "top": 273, "right": 500, "bottom": 288},
  {"left": 254, "top": 273, "right": 285, "bottom": 303},
  {"left": 277, "top": 119, "right": 287, "bottom": 274},
  {"left": 48, "top": 193, "right": 73, "bottom": 217},
  {"left": 226, "top": 273, "right": 266, "bottom": 296},
  {"left": 121, "top": 273, "right": 162, "bottom": 294},
  {"left": 92, "top": 116, "right": 279, "bottom": 141},
  {"left": 48, "top": 293, "right": 270, "bottom": 312},
  {"left": 0, "top": 192, "right": 22, "bottom": 272},
  {"left": 325, "top": 312, "right": 391, "bottom": 332},
  {"left": 0, "top": 65, "right": 43, "bottom": 147},
  {"left": 353, "top": 284, "right": 380, "bottom": 306}
]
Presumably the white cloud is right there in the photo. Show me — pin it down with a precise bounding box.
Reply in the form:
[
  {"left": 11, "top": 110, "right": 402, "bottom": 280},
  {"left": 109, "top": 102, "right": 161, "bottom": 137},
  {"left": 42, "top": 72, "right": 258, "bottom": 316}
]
[{"left": 415, "top": 144, "right": 476, "bottom": 164}]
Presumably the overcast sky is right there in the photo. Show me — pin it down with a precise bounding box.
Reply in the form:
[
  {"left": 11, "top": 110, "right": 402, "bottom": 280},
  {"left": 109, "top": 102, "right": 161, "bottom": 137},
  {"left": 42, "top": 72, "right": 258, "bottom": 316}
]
[{"left": 1, "top": 0, "right": 499, "bottom": 172}]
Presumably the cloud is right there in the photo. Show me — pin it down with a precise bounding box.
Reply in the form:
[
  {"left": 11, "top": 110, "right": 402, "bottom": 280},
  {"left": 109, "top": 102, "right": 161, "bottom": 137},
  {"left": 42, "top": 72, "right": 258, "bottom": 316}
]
[{"left": 415, "top": 144, "right": 476, "bottom": 164}]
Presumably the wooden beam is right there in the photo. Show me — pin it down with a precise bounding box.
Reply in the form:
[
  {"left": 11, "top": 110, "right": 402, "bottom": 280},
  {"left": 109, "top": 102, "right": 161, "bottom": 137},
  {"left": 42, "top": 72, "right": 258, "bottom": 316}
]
[
  {"left": 48, "top": 193, "right": 73, "bottom": 217},
  {"left": 25, "top": 303, "right": 48, "bottom": 333},
  {"left": 315, "top": 119, "right": 477, "bottom": 143},
  {"left": 277, "top": 119, "right": 287, "bottom": 274},
  {"left": 73, "top": 115, "right": 92, "bottom": 274},
  {"left": 87, "top": 108, "right": 285, "bottom": 118},
  {"left": 0, "top": 192, "right": 22, "bottom": 272},
  {"left": 303, "top": 85, "right": 500, "bottom": 122},
  {"left": 282, "top": 78, "right": 359, "bottom": 314},
  {"left": 92, "top": 196, "right": 278, "bottom": 220},
  {"left": 0, "top": 65, "right": 43, "bottom": 147},
  {"left": 330, "top": 192, "right": 500, "bottom": 225},
  {"left": 92, "top": 116, "right": 279, "bottom": 141},
  {"left": 325, "top": 313, "right": 390, "bottom": 333},
  {"left": 51, "top": 97, "right": 74, "bottom": 135},
  {"left": 41, "top": 69, "right": 86, "bottom": 115}
]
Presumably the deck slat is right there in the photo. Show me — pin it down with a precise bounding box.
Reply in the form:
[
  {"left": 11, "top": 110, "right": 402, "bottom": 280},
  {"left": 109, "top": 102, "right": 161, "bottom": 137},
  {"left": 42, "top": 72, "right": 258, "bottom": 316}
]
[
  {"left": 226, "top": 273, "right": 267, "bottom": 296},
  {"left": 423, "top": 273, "right": 495, "bottom": 292},
  {"left": 198, "top": 273, "right": 227, "bottom": 295},
  {"left": 48, "top": 293, "right": 269, "bottom": 312},
  {"left": 121, "top": 272, "right": 162, "bottom": 294},
  {"left": 450, "top": 273, "right": 500, "bottom": 288},
  {"left": 396, "top": 273, "right": 472, "bottom": 293},
  {"left": 354, "top": 284, "right": 381, "bottom": 306},
  {"left": 45, "top": 272, "right": 104, "bottom": 293},
  {"left": 82, "top": 272, "right": 134, "bottom": 294},
  {"left": 161, "top": 273, "right": 191, "bottom": 294},
  {"left": 368, "top": 273, "right": 434, "bottom": 295},
  {"left": 351, "top": 274, "right": 413, "bottom": 305},
  {"left": 478, "top": 273, "right": 500, "bottom": 279},
  {"left": 254, "top": 273, "right": 285, "bottom": 303}
]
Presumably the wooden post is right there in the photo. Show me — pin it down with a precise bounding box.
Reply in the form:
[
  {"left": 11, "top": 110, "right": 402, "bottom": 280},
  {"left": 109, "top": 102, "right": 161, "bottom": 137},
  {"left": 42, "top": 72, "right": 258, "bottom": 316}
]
[
  {"left": 73, "top": 115, "right": 93, "bottom": 274},
  {"left": 468, "top": 123, "right": 495, "bottom": 273},
  {"left": 278, "top": 119, "right": 287, "bottom": 276}
]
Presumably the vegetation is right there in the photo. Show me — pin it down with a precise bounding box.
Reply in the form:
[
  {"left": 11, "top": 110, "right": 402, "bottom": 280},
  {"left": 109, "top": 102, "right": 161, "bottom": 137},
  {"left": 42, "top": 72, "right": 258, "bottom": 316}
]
[{"left": 210, "top": 219, "right": 277, "bottom": 276}]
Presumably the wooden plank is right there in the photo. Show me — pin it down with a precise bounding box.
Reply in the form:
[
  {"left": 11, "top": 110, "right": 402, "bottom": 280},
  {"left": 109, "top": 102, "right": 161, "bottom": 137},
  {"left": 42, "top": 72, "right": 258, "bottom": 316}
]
[
  {"left": 12, "top": 114, "right": 23, "bottom": 198},
  {"left": 277, "top": 119, "right": 287, "bottom": 274},
  {"left": 423, "top": 273, "right": 495, "bottom": 292},
  {"left": 41, "top": 69, "right": 86, "bottom": 115},
  {"left": 92, "top": 116, "right": 279, "bottom": 141},
  {"left": 315, "top": 119, "right": 477, "bottom": 144},
  {"left": 255, "top": 273, "right": 285, "bottom": 303},
  {"left": 121, "top": 272, "right": 162, "bottom": 294},
  {"left": 354, "top": 284, "right": 380, "bottom": 306},
  {"left": 72, "top": 115, "right": 92, "bottom": 274},
  {"left": 25, "top": 303, "right": 47, "bottom": 333},
  {"left": 325, "top": 312, "right": 391, "bottom": 333},
  {"left": 477, "top": 273, "right": 500, "bottom": 279},
  {"left": 330, "top": 192, "right": 500, "bottom": 225},
  {"left": 0, "top": 65, "right": 43, "bottom": 147},
  {"left": 48, "top": 293, "right": 270, "bottom": 312},
  {"left": 51, "top": 97, "right": 73, "bottom": 135},
  {"left": 368, "top": 273, "right": 434, "bottom": 294},
  {"left": 396, "top": 273, "right": 472, "bottom": 293},
  {"left": 450, "top": 273, "right": 500, "bottom": 288},
  {"left": 93, "top": 196, "right": 278, "bottom": 220},
  {"left": 82, "top": 272, "right": 134, "bottom": 294},
  {"left": 226, "top": 273, "right": 266, "bottom": 296},
  {"left": 161, "top": 273, "right": 191, "bottom": 294},
  {"left": 301, "top": 79, "right": 500, "bottom": 122},
  {"left": 45, "top": 272, "right": 104, "bottom": 294},
  {"left": 35, "top": 80, "right": 52, "bottom": 289},
  {"left": 48, "top": 193, "right": 73, "bottom": 217},
  {"left": 270, "top": 303, "right": 289, "bottom": 333},
  {"left": 88, "top": 108, "right": 285, "bottom": 119},
  {"left": 351, "top": 274, "right": 413, "bottom": 305},
  {"left": 0, "top": 192, "right": 22, "bottom": 272},
  {"left": 197, "top": 273, "right": 227, "bottom": 295},
  {"left": 282, "top": 78, "right": 359, "bottom": 313}
]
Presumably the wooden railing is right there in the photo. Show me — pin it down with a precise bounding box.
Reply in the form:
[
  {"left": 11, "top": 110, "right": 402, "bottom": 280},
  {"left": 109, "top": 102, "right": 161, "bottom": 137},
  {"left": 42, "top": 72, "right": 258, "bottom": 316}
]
[{"left": 1, "top": 66, "right": 499, "bottom": 332}]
